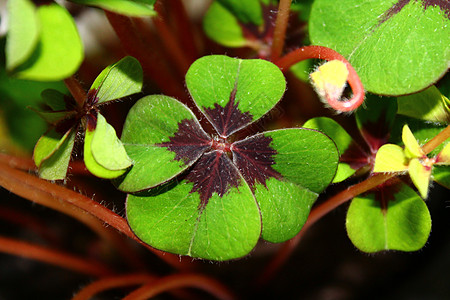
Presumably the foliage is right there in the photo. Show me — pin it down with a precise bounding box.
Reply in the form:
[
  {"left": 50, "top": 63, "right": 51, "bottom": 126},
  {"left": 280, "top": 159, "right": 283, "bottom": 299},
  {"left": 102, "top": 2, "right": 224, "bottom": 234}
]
[
  {"left": 119, "top": 55, "right": 338, "bottom": 260},
  {"left": 33, "top": 56, "right": 142, "bottom": 180},
  {"left": 0, "top": 0, "right": 449, "bottom": 298},
  {"left": 309, "top": 0, "right": 450, "bottom": 95}
]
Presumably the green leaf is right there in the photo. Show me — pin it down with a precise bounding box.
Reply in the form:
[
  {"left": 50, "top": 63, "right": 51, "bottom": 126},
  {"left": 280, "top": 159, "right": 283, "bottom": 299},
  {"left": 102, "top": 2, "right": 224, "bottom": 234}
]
[
  {"left": 409, "top": 158, "right": 432, "bottom": 199},
  {"left": 84, "top": 113, "right": 132, "bottom": 179},
  {"left": 70, "top": 0, "right": 156, "bottom": 17},
  {"left": 309, "top": 0, "right": 450, "bottom": 95},
  {"left": 290, "top": 60, "right": 314, "bottom": 82},
  {"left": 0, "top": 65, "right": 67, "bottom": 151},
  {"left": 402, "top": 124, "right": 423, "bottom": 159},
  {"left": 303, "top": 117, "right": 356, "bottom": 182},
  {"left": 432, "top": 165, "right": 450, "bottom": 189},
  {"left": 118, "top": 95, "right": 209, "bottom": 192},
  {"left": 185, "top": 55, "right": 286, "bottom": 137},
  {"left": 33, "top": 128, "right": 72, "bottom": 167},
  {"left": 35, "top": 128, "right": 76, "bottom": 180},
  {"left": 14, "top": 3, "right": 83, "bottom": 81},
  {"left": 90, "top": 56, "right": 143, "bottom": 104},
  {"left": 355, "top": 94, "right": 397, "bottom": 144},
  {"left": 267, "top": 129, "right": 338, "bottom": 193},
  {"left": 346, "top": 184, "right": 431, "bottom": 252},
  {"left": 40, "top": 89, "right": 68, "bottom": 111},
  {"left": 373, "top": 144, "right": 408, "bottom": 173},
  {"left": 216, "top": 0, "right": 264, "bottom": 25},
  {"left": 248, "top": 128, "right": 338, "bottom": 242},
  {"left": 397, "top": 86, "right": 450, "bottom": 124},
  {"left": 390, "top": 115, "right": 447, "bottom": 157},
  {"left": 127, "top": 164, "right": 261, "bottom": 261},
  {"left": 6, "top": 0, "right": 40, "bottom": 71},
  {"left": 30, "top": 108, "right": 74, "bottom": 126},
  {"left": 203, "top": 1, "right": 247, "bottom": 47}
]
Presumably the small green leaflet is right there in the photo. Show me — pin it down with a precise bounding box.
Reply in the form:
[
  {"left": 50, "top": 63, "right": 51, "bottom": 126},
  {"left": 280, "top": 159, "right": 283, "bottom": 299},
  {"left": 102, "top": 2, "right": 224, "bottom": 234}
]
[
  {"left": 346, "top": 183, "right": 431, "bottom": 252},
  {"left": 84, "top": 114, "right": 132, "bottom": 179},
  {"left": 90, "top": 56, "right": 143, "bottom": 104},
  {"left": 34, "top": 128, "right": 75, "bottom": 180}
]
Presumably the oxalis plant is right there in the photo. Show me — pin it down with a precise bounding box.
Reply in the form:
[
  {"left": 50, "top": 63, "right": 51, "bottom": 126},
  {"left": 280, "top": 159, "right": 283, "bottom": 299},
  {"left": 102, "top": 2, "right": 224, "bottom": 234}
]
[{"left": 0, "top": 0, "right": 449, "bottom": 298}]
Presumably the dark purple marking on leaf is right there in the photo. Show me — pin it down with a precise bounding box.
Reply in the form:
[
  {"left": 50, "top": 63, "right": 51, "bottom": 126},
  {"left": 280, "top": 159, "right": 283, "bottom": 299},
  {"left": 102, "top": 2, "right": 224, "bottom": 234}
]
[
  {"left": 231, "top": 133, "right": 282, "bottom": 190},
  {"left": 360, "top": 114, "right": 392, "bottom": 154},
  {"left": 86, "top": 88, "right": 99, "bottom": 106},
  {"left": 422, "top": 0, "right": 450, "bottom": 19},
  {"left": 378, "top": 0, "right": 410, "bottom": 25},
  {"left": 340, "top": 141, "right": 371, "bottom": 170},
  {"left": 158, "top": 118, "right": 211, "bottom": 166},
  {"left": 373, "top": 181, "right": 403, "bottom": 214},
  {"left": 203, "top": 87, "right": 253, "bottom": 138},
  {"left": 240, "top": 3, "right": 277, "bottom": 40},
  {"left": 378, "top": 0, "right": 449, "bottom": 26},
  {"left": 85, "top": 111, "right": 98, "bottom": 131},
  {"left": 186, "top": 150, "right": 241, "bottom": 208}
]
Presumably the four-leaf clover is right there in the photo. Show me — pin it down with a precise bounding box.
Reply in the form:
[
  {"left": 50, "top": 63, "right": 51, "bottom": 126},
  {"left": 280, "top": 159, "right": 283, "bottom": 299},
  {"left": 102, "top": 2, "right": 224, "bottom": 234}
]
[{"left": 117, "top": 55, "right": 339, "bottom": 260}]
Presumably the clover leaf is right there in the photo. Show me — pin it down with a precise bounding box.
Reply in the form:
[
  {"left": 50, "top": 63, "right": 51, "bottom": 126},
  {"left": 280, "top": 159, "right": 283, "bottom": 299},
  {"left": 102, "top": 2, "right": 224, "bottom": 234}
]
[
  {"left": 118, "top": 55, "right": 339, "bottom": 260},
  {"left": 309, "top": 0, "right": 450, "bottom": 95},
  {"left": 346, "top": 183, "right": 431, "bottom": 252},
  {"left": 33, "top": 56, "right": 143, "bottom": 180}
]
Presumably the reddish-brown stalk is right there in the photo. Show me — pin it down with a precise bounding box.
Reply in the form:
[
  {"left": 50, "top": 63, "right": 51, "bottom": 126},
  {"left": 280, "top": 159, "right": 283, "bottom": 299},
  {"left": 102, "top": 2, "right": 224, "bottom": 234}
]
[
  {"left": 0, "top": 236, "right": 113, "bottom": 276},
  {"left": 270, "top": 0, "right": 292, "bottom": 61},
  {"left": 166, "top": 0, "right": 199, "bottom": 62},
  {"left": 64, "top": 76, "right": 86, "bottom": 108},
  {"left": 0, "top": 161, "right": 145, "bottom": 269},
  {"left": 72, "top": 273, "right": 156, "bottom": 300},
  {"left": 275, "top": 46, "right": 365, "bottom": 112},
  {"left": 153, "top": 0, "right": 192, "bottom": 77},
  {"left": 422, "top": 124, "right": 450, "bottom": 155},
  {"left": 0, "top": 153, "right": 91, "bottom": 175},
  {"left": 0, "top": 153, "right": 36, "bottom": 171},
  {"left": 123, "top": 273, "right": 237, "bottom": 300},
  {"left": 0, "top": 206, "right": 59, "bottom": 244},
  {"left": 105, "top": 12, "right": 187, "bottom": 101},
  {"left": 0, "top": 161, "right": 192, "bottom": 270}
]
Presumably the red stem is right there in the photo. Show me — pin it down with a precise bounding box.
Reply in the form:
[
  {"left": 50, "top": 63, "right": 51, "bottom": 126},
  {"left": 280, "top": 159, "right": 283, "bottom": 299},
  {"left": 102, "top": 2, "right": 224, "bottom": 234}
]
[
  {"left": 0, "top": 236, "right": 113, "bottom": 276},
  {"left": 105, "top": 12, "right": 187, "bottom": 101},
  {"left": 153, "top": 0, "right": 192, "bottom": 77},
  {"left": 167, "top": 0, "right": 199, "bottom": 61},
  {"left": 72, "top": 273, "right": 156, "bottom": 300},
  {"left": 0, "top": 153, "right": 93, "bottom": 176},
  {"left": 422, "top": 124, "right": 450, "bottom": 155},
  {"left": 275, "top": 46, "right": 365, "bottom": 112},
  {"left": 123, "top": 273, "right": 237, "bottom": 300},
  {"left": 64, "top": 76, "right": 86, "bottom": 108},
  {"left": 0, "top": 206, "right": 60, "bottom": 245},
  {"left": 270, "top": 0, "right": 292, "bottom": 61},
  {"left": 0, "top": 161, "right": 193, "bottom": 270}
]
